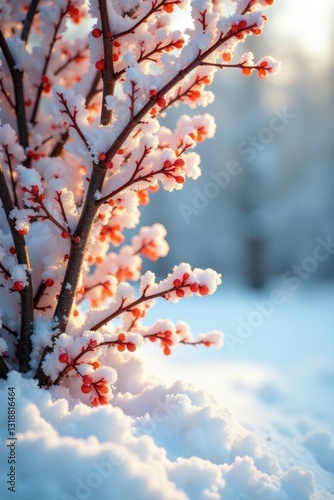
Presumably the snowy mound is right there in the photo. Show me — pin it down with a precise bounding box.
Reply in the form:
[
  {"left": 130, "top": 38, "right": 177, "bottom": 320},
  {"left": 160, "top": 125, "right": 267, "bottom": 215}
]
[{"left": 0, "top": 355, "right": 316, "bottom": 500}]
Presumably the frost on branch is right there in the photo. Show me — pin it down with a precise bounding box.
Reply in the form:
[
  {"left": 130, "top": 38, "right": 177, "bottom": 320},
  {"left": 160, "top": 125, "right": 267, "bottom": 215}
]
[{"left": 0, "top": 0, "right": 278, "bottom": 397}]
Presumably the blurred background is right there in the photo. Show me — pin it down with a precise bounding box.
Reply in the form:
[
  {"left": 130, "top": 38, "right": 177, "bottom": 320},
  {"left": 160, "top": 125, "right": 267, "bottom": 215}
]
[
  {"left": 140, "top": 0, "right": 334, "bottom": 289},
  {"left": 138, "top": 1, "right": 334, "bottom": 464}
]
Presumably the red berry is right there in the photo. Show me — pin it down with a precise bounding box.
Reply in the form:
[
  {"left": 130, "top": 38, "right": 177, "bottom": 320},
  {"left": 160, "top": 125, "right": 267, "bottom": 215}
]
[
  {"left": 98, "top": 152, "right": 106, "bottom": 161},
  {"left": 98, "top": 384, "right": 109, "bottom": 394},
  {"left": 41, "top": 75, "right": 49, "bottom": 84},
  {"left": 117, "top": 344, "right": 126, "bottom": 352},
  {"left": 163, "top": 346, "right": 171, "bottom": 355},
  {"left": 106, "top": 31, "right": 113, "bottom": 38},
  {"left": 92, "top": 28, "right": 102, "bottom": 38},
  {"left": 99, "top": 396, "right": 108, "bottom": 405},
  {"left": 18, "top": 228, "right": 28, "bottom": 236},
  {"left": 190, "top": 283, "right": 199, "bottom": 293},
  {"left": 173, "top": 278, "right": 181, "bottom": 288},
  {"left": 174, "top": 158, "right": 185, "bottom": 168},
  {"left": 58, "top": 353, "right": 68, "bottom": 364},
  {"left": 61, "top": 231, "right": 69, "bottom": 238},
  {"left": 199, "top": 285, "right": 209, "bottom": 296},
  {"left": 45, "top": 278, "right": 54, "bottom": 287},
  {"left": 164, "top": 330, "right": 173, "bottom": 338},
  {"left": 13, "top": 281, "right": 25, "bottom": 292},
  {"left": 81, "top": 384, "right": 92, "bottom": 394},
  {"left": 176, "top": 289, "right": 185, "bottom": 298},
  {"left": 149, "top": 336, "right": 156, "bottom": 342},
  {"left": 175, "top": 176, "right": 185, "bottom": 184},
  {"left": 174, "top": 39, "right": 184, "bottom": 49},
  {"left": 106, "top": 161, "right": 113, "bottom": 169},
  {"left": 95, "top": 60, "right": 105, "bottom": 71},
  {"left": 82, "top": 374, "right": 93, "bottom": 385},
  {"left": 91, "top": 398, "right": 99, "bottom": 406},
  {"left": 157, "top": 97, "right": 167, "bottom": 107},
  {"left": 127, "top": 342, "right": 136, "bottom": 352},
  {"left": 131, "top": 308, "right": 141, "bottom": 318},
  {"left": 73, "top": 235, "right": 81, "bottom": 244},
  {"left": 183, "top": 273, "right": 190, "bottom": 281},
  {"left": 149, "top": 88, "right": 157, "bottom": 96},
  {"left": 118, "top": 333, "right": 125, "bottom": 342},
  {"left": 9, "top": 247, "right": 16, "bottom": 255}
]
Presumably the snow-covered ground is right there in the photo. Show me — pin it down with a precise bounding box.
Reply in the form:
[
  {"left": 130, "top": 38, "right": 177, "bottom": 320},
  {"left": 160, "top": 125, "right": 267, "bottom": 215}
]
[{"left": 0, "top": 281, "right": 333, "bottom": 499}]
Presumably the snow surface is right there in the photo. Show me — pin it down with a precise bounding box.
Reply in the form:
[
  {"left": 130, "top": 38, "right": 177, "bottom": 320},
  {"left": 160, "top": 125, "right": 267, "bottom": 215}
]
[{"left": 0, "top": 282, "right": 333, "bottom": 500}]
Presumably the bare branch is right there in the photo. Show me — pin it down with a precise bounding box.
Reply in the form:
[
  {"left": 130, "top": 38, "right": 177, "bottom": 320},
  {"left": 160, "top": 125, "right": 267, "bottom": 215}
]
[
  {"left": 21, "top": 0, "right": 41, "bottom": 44},
  {"left": 0, "top": 162, "right": 34, "bottom": 372}
]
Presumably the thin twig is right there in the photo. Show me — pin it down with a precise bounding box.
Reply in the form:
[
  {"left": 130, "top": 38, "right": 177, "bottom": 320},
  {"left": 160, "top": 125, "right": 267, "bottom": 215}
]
[{"left": 30, "top": 2, "right": 69, "bottom": 125}]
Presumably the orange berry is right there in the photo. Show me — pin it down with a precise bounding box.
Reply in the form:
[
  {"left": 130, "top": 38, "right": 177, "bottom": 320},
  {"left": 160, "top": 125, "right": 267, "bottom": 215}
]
[
  {"left": 81, "top": 384, "right": 92, "bottom": 394},
  {"left": 98, "top": 385, "right": 109, "bottom": 394},
  {"left": 199, "top": 285, "right": 209, "bottom": 296},
  {"left": 99, "top": 396, "right": 108, "bottom": 405},
  {"left": 127, "top": 342, "right": 136, "bottom": 352},
  {"left": 258, "top": 68, "right": 268, "bottom": 79},
  {"left": 174, "top": 39, "right": 184, "bottom": 49},
  {"left": 242, "top": 67, "right": 253, "bottom": 76},
  {"left": 174, "top": 158, "right": 185, "bottom": 168},
  {"left": 163, "top": 4, "right": 174, "bottom": 13},
  {"left": 118, "top": 333, "right": 125, "bottom": 342},
  {"left": 131, "top": 308, "right": 141, "bottom": 318},
  {"left": 117, "top": 344, "right": 126, "bottom": 352},
  {"left": 163, "top": 346, "right": 171, "bottom": 355},
  {"left": 222, "top": 52, "right": 232, "bottom": 62}
]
